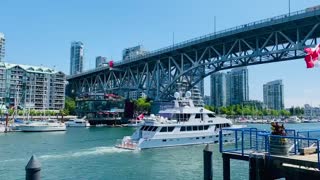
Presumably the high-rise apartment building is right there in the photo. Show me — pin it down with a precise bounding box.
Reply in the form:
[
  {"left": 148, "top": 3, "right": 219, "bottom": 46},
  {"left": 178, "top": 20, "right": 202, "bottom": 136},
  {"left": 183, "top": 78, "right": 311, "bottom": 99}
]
[
  {"left": 226, "top": 67, "right": 249, "bottom": 105},
  {"left": 174, "top": 77, "right": 204, "bottom": 107},
  {"left": 122, "top": 45, "right": 147, "bottom": 61},
  {"left": 96, "top": 56, "right": 107, "bottom": 68},
  {"left": 263, "top": 80, "right": 284, "bottom": 110},
  {"left": 70, "top": 41, "right": 84, "bottom": 75},
  {"left": 0, "top": 33, "right": 5, "bottom": 61},
  {"left": 210, "top": 72, "right": 227, "bottom": 107},
  {"left": 0, "top": 62, "right": 66, "bottom": 110}
]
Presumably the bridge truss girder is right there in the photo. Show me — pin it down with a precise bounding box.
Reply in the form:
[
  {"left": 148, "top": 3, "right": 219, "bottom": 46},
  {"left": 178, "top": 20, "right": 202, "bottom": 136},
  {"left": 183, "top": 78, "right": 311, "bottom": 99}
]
[{"left": 68, "top": 22, "right": 320, "bottom": 101}]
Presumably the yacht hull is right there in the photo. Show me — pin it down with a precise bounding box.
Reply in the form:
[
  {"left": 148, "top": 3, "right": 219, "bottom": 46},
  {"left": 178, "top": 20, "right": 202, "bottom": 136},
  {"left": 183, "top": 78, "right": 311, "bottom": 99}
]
[
  {"left": 65, "top": 123, "right": 90, "bottom": 127},
  {"left": 0, "top": 126, "right": 5, "bottom": 133},
  {"left": 138, "top": 133, "right": 233, "bottom": 149},
  {"left": 19, "top": 126, "right": 66, "bottom": 132},
  {"left": 116, "top": 132, "right": 235, "bottom": 150}
]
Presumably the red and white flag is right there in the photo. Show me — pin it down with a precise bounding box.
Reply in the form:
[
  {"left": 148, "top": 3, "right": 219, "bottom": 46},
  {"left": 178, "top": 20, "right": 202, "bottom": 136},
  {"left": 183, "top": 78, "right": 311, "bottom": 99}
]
[
  {"left": 137, "top": 114, "right": 144, "bottom": 120},
  {"left": 304, "top": 44, "right": 320, "bottom": 68}
]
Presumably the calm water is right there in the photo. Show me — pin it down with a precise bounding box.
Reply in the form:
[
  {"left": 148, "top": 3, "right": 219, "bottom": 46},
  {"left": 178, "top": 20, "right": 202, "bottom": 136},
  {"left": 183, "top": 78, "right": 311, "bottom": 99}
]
[{"left": 0, "top": 123, "right": 319, "bottom": 180}]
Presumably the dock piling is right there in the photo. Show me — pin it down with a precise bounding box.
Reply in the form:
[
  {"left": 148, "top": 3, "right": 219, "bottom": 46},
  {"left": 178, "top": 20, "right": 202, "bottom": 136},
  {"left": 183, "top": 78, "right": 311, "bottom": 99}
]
[
  {"left": 203, "top": 144, "right": 212, "bottom": 180},
  {"left": 249, "top": 153, "right": 266, "bottom": 180},
  {"left": 25, "top": 155, "right": 41, "bottom": 180},
  {"left": 222, "top": 154, "right": 230, "bottom": 180}
]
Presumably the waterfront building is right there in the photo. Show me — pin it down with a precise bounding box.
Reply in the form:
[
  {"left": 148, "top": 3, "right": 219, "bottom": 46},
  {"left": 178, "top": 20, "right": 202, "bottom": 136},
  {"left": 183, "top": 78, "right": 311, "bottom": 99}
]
[
  {"left": 75, "top": 93, "right": 125, "bottom": 125},
  {"left": 0, "top": 62, "right": 66, "bottom": 110},
  {"left": 122, "top": 45, "right": 147, "bottom": 61},
  {"left": 226, "top": 67, "right": 249, "bottom": 105},
  {"left": 304, "top": 104, "right": 320, "bottom": 118},
  {"left": 263, "top": 80, "right": 284, "bottom": 110},
  {"left": 96, "top": 56, "right": 107, "bottom": 68},
  {"left": 0, "top": 33, "right": 5, "bottom": 61},
  {"left": 210, "top": 72, "right": 227, "bottom": 107},
  {"left": 70, "top": 41, "right": 84, "bottom": 75},
  {"left": 128, "top": 91, "right": 147, "bottom": 100}
]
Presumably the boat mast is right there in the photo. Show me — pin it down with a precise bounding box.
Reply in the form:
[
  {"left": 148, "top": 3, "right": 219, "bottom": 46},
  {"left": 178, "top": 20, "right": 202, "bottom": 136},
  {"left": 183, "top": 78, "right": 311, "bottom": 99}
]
[
  {"left": 27, "top": 85, "right": 30, "bottom": 121},
  {"left": 14, "top": 85, "right": 19, "bottom": 120}
]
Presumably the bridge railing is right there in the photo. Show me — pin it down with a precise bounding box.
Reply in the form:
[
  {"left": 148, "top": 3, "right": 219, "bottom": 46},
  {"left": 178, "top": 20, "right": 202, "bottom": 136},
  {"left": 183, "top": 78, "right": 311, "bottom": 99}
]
[
  {"left": 67, "top": 7, "right": 320, "bottom": 80},
  {"left": 114, "top": 8, "right": 319, "bottom": 66},
  {"left": 220, "top": 128, "right": 320, "bottom": 169}
]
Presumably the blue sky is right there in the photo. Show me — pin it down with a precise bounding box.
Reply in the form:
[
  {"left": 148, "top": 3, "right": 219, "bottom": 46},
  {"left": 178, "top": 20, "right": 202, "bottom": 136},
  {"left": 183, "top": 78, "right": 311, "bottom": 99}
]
[{"left": 1, "top": 0, "right": 320, "bottom": 107}]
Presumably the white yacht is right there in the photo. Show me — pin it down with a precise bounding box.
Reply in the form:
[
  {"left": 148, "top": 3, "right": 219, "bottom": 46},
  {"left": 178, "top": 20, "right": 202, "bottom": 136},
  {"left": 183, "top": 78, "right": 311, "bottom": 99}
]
[
  {"left": 0, "top": 125, "right": 5, "bottom": 133},
  {"left": 65, "top": 118, "right": 90, "bottom": 127},
  {"left": 286, "top": 116, "right": 301, "bottom": 123},
  {"left": 116, "top": 92, "right": 242, "bottom": 150},
  {"left": 19, "top": 119, "right": 66, "bottom": 132},
  {"left": 127, "top": 119, "right": 144, "bottom": 127}
]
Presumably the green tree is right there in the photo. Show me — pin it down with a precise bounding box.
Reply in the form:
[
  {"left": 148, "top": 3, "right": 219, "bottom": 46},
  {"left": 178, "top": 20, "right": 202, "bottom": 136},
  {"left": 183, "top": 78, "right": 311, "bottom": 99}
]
[
  {"left": 280, "top": 109, "right": 290, "bottom": 117},
  {"left": 134, "top": 98, "right": 152, "bottom": 114},
  {"left": 65, "top": 96, "right": 76, "bottom": 115},
  {"left": 9, "top": 108, "right": 14, "bottom": 116}
]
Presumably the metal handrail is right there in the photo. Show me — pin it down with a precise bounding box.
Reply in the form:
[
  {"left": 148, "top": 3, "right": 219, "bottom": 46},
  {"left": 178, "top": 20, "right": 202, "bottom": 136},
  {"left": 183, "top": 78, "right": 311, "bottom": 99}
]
[{"left": 220, "top": 128, "right": 320, "bottom": 169}]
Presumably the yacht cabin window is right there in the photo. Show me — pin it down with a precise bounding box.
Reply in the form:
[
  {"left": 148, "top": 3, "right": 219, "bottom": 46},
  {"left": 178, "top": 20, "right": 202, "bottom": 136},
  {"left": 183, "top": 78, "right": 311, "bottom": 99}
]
[
  {"left": 160, "top": 127, "right": 167, "bottom": 132},
  {"left": 208, "top": 114, "right": 215, "bottom": 118},
  {"left": 195, "top": 114, "right": 201, "bottom": 119},
  {"left": 140, "top": 126, "right": 158, "bottom": 132},
  {"left": 180, "top": 125, "right": 210, "bottom": 132},
  {"left": 168, "top": 127, "right": 174, "bottom": 132},
  {"left": 174, "top": 114, "right": 191, "bottom": 122},
  {"left": 160, "top": 126, "right": 174, "bottom": 132},
  {"left": 216, "top": 124, "right": 231, "bottom": 128}
]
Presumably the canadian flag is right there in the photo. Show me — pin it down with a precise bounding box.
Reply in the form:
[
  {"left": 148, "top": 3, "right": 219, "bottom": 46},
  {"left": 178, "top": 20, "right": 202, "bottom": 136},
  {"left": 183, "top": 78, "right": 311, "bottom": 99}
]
[
  {"left": 137, "top": 114, "right": 144, "bottom": 120},
  {"left": 304, "top": 44, "right": 320, "bottom": 68}
]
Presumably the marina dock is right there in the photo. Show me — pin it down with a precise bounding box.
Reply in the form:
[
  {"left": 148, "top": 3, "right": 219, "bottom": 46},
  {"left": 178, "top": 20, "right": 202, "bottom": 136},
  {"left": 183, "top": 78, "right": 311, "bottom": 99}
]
[{"left": 219, "top": 128, "right": 320, "bottom": 180}]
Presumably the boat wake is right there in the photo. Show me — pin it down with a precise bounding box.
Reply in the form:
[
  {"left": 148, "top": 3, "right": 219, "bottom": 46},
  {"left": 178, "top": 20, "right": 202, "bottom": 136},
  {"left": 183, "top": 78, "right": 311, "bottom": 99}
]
[
  {"left": 39, "top": 146, "right": 130, "bottom": 160},
  {"left": 0, "top": 146, "right": 131, "bottom": 163}
]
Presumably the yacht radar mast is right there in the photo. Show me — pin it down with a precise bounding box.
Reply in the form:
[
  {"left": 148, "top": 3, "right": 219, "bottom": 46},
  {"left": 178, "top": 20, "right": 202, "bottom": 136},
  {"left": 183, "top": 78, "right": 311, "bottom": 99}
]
[
  {"left": 185, "top": 91, "right": 191, "bottom": 99},
  {"left": 174, "top": 92, "right": 180, "bottom": 100}
]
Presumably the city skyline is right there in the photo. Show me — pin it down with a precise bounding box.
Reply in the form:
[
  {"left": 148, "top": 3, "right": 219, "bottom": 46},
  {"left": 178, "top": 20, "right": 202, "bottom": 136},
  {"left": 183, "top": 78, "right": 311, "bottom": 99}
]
[
  {"left": 1, "top": 0, "right": 320, "bottom": 107},
  {"left": 210, "top": 67, "right": 249, "bottom": 107}
]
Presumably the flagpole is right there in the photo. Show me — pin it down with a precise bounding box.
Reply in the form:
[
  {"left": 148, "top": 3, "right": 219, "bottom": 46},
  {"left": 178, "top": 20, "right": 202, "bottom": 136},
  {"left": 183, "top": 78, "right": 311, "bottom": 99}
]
[
  {"left": 172, "top": 32, "right": 175, "bottom": 47},
  {"left": 214, "top": 16, "right": 216, "bottom": 34},
  {"left": 289, "top": 0, "right": 291, "bottom": 15}
]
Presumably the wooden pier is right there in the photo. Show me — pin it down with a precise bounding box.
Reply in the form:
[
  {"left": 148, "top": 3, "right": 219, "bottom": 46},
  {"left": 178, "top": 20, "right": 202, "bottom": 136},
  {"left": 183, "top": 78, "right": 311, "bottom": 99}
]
[{"left": 222, "top": 151, "right": 320, "bottom": 180}]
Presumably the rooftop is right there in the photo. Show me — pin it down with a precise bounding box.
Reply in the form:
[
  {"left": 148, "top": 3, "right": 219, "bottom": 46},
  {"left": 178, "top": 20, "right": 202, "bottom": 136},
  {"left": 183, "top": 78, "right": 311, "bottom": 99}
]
[{"left": 0, "top": 62, "right": 63, "bottom": 74}]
